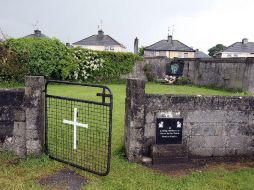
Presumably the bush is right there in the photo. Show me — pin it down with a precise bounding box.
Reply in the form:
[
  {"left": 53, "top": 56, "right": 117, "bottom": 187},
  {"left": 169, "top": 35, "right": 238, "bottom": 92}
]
[
  {"left": 72, "top": 48, "right": 104, "bottom": 81},
  {"left": 1, "top": 38, "right": 142, "bottom": 83},
  {"left": 6, "top": 38, "right": 77, "bottom": 80},
  {"left": 71, "top": 48, "right": 142, "bottom": 82},
  {"left": 95, "top": 50, "right": 142, "bottom": 82},
  {"left": 143, "top": 63, "right": 156, "bottom": 81},
  {"left": 0, "top": 43, "right": 28, "bottom": 82}
]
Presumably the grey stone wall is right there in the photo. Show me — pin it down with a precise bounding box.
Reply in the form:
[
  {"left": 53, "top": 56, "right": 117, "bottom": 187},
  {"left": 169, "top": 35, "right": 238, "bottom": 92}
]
[
  {"left": 181, "top": 58, "right": 254, "bottom": 93},
  {"left": 124, "top": 78, "right": 254, "bottom": 163},
  {"left": 124, "top": 57, "right": 254, "bottom": 93},
  {"left": 0, "top": 76, "right": 45, "bottom": 158},
  {"left": 121, "top": 57, "right": 169, "bottom": 80}
]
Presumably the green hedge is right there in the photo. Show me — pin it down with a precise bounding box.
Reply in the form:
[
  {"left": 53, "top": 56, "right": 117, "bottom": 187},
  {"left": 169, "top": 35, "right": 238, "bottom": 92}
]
[
  {"left": 6, "top": 38, "right": 77, "bottom": 80},
  {"left": 0, "top": 43, "right": 28, "bottom": 82},
  {"left": 1, "top": 38, "right": 142, "bottom": 83},
  {"left": 95, "top": 50, "right": 142, "bottom": 82}
]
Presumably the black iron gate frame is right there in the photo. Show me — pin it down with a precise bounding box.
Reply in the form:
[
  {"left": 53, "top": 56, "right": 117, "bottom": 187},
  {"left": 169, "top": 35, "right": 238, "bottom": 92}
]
[{"left": 44, "top": 80, "right": 113, "bottom": 176}]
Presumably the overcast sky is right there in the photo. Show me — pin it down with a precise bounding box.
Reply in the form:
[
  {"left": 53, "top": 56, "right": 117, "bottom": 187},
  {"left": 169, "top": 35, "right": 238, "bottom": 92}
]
[{"left": 0, "top": 0, "right": 253, "bottom": 53}]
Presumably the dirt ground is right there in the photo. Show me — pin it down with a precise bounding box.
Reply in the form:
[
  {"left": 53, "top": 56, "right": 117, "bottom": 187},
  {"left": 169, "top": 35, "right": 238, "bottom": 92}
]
[{"left": 38, "top": 168, "right": 86, "bottom": 190}]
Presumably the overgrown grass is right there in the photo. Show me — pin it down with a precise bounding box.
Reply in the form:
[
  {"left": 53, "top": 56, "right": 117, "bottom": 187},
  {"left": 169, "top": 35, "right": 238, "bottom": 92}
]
[{"left": 0, "top": 83, "right": 253, "bottom": 190}]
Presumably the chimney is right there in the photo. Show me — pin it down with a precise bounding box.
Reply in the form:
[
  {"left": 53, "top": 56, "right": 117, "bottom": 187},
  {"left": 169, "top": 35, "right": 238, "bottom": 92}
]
[
  {"left": 168, "top": 35, "right": 172, "bottom": 43},
  {"left": 134, "top": 37, "right": 139, "bottom": 54},
  {"left": 242, "top": 38, "right": 248, "bottom": 44},
  {"left": 98, "top": 29, "right": 104, "bottom": 38},
  {"left": 196, "top": 49, "right": 199, "bottom": 52},
  {"left": 34, "top": 29, "right": 41, "bottom": 37}
]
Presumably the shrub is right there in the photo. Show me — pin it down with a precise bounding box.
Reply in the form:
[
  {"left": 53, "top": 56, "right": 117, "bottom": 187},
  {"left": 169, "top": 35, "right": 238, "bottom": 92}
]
[
  {"left": 95, "top": 50, "right": 142, "bottom": 82},
  {"left": 0, "top": 43, "right": 28, "bottom": 82},
  {"left": 71, "top": 48, "right": 142, "bottom": 82},
  {"left": 72, "top": 48, "right": 104, "bottom": 81},
  {"left": 143, "top": 63, "right": 156, "bottom": 81},
  {"left": 6, "top": 38, "right": 77, "bottom": 80}
]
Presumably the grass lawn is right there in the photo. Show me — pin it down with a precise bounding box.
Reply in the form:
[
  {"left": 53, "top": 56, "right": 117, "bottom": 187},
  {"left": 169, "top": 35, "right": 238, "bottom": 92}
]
[{"left": 0, "top": 83, "right": 253, "bottom": 190}]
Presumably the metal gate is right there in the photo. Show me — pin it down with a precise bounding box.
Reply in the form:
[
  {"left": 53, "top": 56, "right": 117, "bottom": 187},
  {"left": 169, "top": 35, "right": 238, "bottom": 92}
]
[{"left": 45, "top": 80, "right": 113, "bottom": 176}]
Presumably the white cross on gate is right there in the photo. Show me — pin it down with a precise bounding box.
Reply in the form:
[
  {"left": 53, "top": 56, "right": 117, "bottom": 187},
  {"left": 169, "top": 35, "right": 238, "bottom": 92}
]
[{"left": 63, "top": 108, "right": 88, "bottom": 150}]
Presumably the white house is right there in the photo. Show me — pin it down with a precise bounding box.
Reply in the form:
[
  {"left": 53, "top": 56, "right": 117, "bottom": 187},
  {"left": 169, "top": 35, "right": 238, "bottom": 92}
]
[
  {"left": 217, "top": 38, "right": 254, "bottom": 58},
  {"left": 73, "top": 30, "right": 126, "bottom": 52}
]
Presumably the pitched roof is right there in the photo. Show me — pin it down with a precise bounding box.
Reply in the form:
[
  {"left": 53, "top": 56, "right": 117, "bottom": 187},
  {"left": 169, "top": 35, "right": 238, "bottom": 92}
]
[
  {"left": 144, "top": 37, "right": 194, "bottom": 52},
  {"left": 24, "top": 30, "right": 48, "bottom": 38},
  {"left": 223, "top": 39, "right": 254, "bottom": 53},
  {"left": 195, "top": 50, "right": 211, "bottom": 58},
  {"left": 73, "top": 30, "right": 125, "bottom": 48}
]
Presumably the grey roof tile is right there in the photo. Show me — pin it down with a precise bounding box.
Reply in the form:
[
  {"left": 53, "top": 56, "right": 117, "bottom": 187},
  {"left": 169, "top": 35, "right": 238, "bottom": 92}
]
[
  {"left": 144, "top": 39, "right": 194, "bottom": 52},
  {"left": 73, "top": 31, "right": 125, "bottom": 48},
  {"left": 223, "top": 41, "right": 254, "bottom": 53},
  {"left": 195, "top": 50, "right": 211, "bottom": 58}
]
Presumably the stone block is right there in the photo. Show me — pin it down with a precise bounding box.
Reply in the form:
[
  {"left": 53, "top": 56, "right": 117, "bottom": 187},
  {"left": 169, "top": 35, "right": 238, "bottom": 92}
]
[
  {"left": 13, "top": 122, "right": 26, "bottom": 137},
  {"left": 187, "top": 136, "right": 205, "bottom": 151},
  {"left": 186, "top": 110, "right": 225, "bottom": 123},
  {"left": 203, "top": 136, "right": 228, "bottom": 148},
  {"left": 144, "top": 123, "right": 155, "bottom": 138},
  {"left": 227, "top": 136, "right": 248, "bottom": 149},
  {"left": 14, "top": 109, "right": 26, "bottom": 122},
  {"left": 145, "top": 112, "right": 154, "bottom": 123},
  {"left": 224, "top": 111, "right": 249, "bottom": 123},
  {"left": 26, "top": 139, "right": 42, "bottom": 156},
  {"left": 189, "top": 148, "right": 213, "bottom": 157}
]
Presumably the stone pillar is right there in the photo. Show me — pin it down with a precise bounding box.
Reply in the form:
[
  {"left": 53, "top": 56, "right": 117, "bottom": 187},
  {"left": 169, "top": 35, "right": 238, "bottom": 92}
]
[
  {"left": 25, "top": 76, "right": 45, "bottom": 156},
  {"left": 124, "top": 78, "right": 145, "bottom": 162}
]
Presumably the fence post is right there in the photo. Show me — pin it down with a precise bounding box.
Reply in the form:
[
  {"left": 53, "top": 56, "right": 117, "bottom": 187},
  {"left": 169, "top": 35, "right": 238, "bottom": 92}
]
[
  {"left": 124, "top": 78, "right": 145, "bottom": 162},
  {"left": 25, "top": 76, "right": 45, "bottom": 156}
]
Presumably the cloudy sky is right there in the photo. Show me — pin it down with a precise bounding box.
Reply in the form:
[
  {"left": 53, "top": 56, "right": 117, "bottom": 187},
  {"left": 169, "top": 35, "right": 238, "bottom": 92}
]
[{"left": 0, "top": 0, "right": 253, "bottom": 53}]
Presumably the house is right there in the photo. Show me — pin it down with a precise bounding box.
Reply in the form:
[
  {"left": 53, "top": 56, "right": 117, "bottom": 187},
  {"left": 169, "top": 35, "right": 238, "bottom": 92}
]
[
  {"left": 217, "top": 38, "right": 254, "bottom": 58},
  {"left": 144, "top": 35, "right": 195, "bottom": 58},
  {"left": 73, "top": 30, "right": 126, "bottom": 52},
  {"left": 195, "top": 49, "right": 211, "bottom": 58},
  {"left": 24, "top": 29, "right": 48, "bottom": 38}
]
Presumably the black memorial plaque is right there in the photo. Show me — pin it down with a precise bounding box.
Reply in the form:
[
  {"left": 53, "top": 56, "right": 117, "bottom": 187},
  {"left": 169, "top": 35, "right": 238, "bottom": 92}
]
[{"left": 156, "top": 118, "right": 183, "bottom": 144}]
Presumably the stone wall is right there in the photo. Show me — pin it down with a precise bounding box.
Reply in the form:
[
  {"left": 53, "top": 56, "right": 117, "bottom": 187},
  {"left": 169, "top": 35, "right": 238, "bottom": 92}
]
[
  {"left": 0, "top": 76, "right": 44, "bottom": 158},
  {"left": 124, "top": 57, "right": 254, "bottom": 94},
  {"left": 121, "top": 57, "right": 169, "bottom": 80},
  {"left": 181, "top": 58, "right": 254, "bottom": 93},
  {"left": 124, "top": 78, "right": 254, "bottom": 164}
]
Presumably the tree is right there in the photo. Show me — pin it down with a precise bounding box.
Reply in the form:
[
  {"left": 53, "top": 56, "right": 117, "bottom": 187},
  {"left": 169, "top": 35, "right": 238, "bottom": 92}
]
[
  {"left": 138, "top": 46, "right": 144, "bottom": 56},
  {"left": 208, "top": 44, "right": 226, "bottom": 57}
]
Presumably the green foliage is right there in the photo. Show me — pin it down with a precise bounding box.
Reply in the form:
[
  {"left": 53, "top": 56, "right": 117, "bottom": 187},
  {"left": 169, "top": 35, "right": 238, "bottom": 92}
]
[
  {"left": 6, "top": 38, "right": 77, "bottom": 80},
  {"left": 138, "top": 46, "right": 145, "bottom": 56},
  {"left": 208, "top": 44, "right": 226, "bottom": 57},
  {"left": 94, "top": 50, "right": 142, "bottom": 82},
  {"left": 0, "top": 43, "right": 28, "bottom": 82},
  {"left": 70, "top": 48, "right": 142, "bottom": 82},
  {"left": 71, "top": 48, "right": 104, "bottom": 81},
  {"left": 176, "top": 76, "right": 191, "bottom": 85},
  {"left": 143, "top": 63, "right": 155, "bottom": 81},
  {"left": 1, "top": 38, "right": 142, "bottom": 82}
]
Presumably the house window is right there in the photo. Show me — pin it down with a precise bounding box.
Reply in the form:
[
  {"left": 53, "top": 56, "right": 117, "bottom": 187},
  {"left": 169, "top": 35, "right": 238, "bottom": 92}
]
[
  {"left": 227, "top": 54, "right": 232, "bottom": 57},
  {"left": 234, "top": 54, "right": 238, "bottom": 57},
  {"left": 178, "top": 52, "right": 184, "bottom": 58},
  {"left": 184, "top": 53, "right": 188, "bottom": 58},
  {"left": 110, "top": 46, "right": 114, "bottom": 51},
  {"left": 104, "top": 46, "right": 109, "bottom": 51},
  {"left": 156, "top": 52, "right": 160, "bottom": 56}
]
